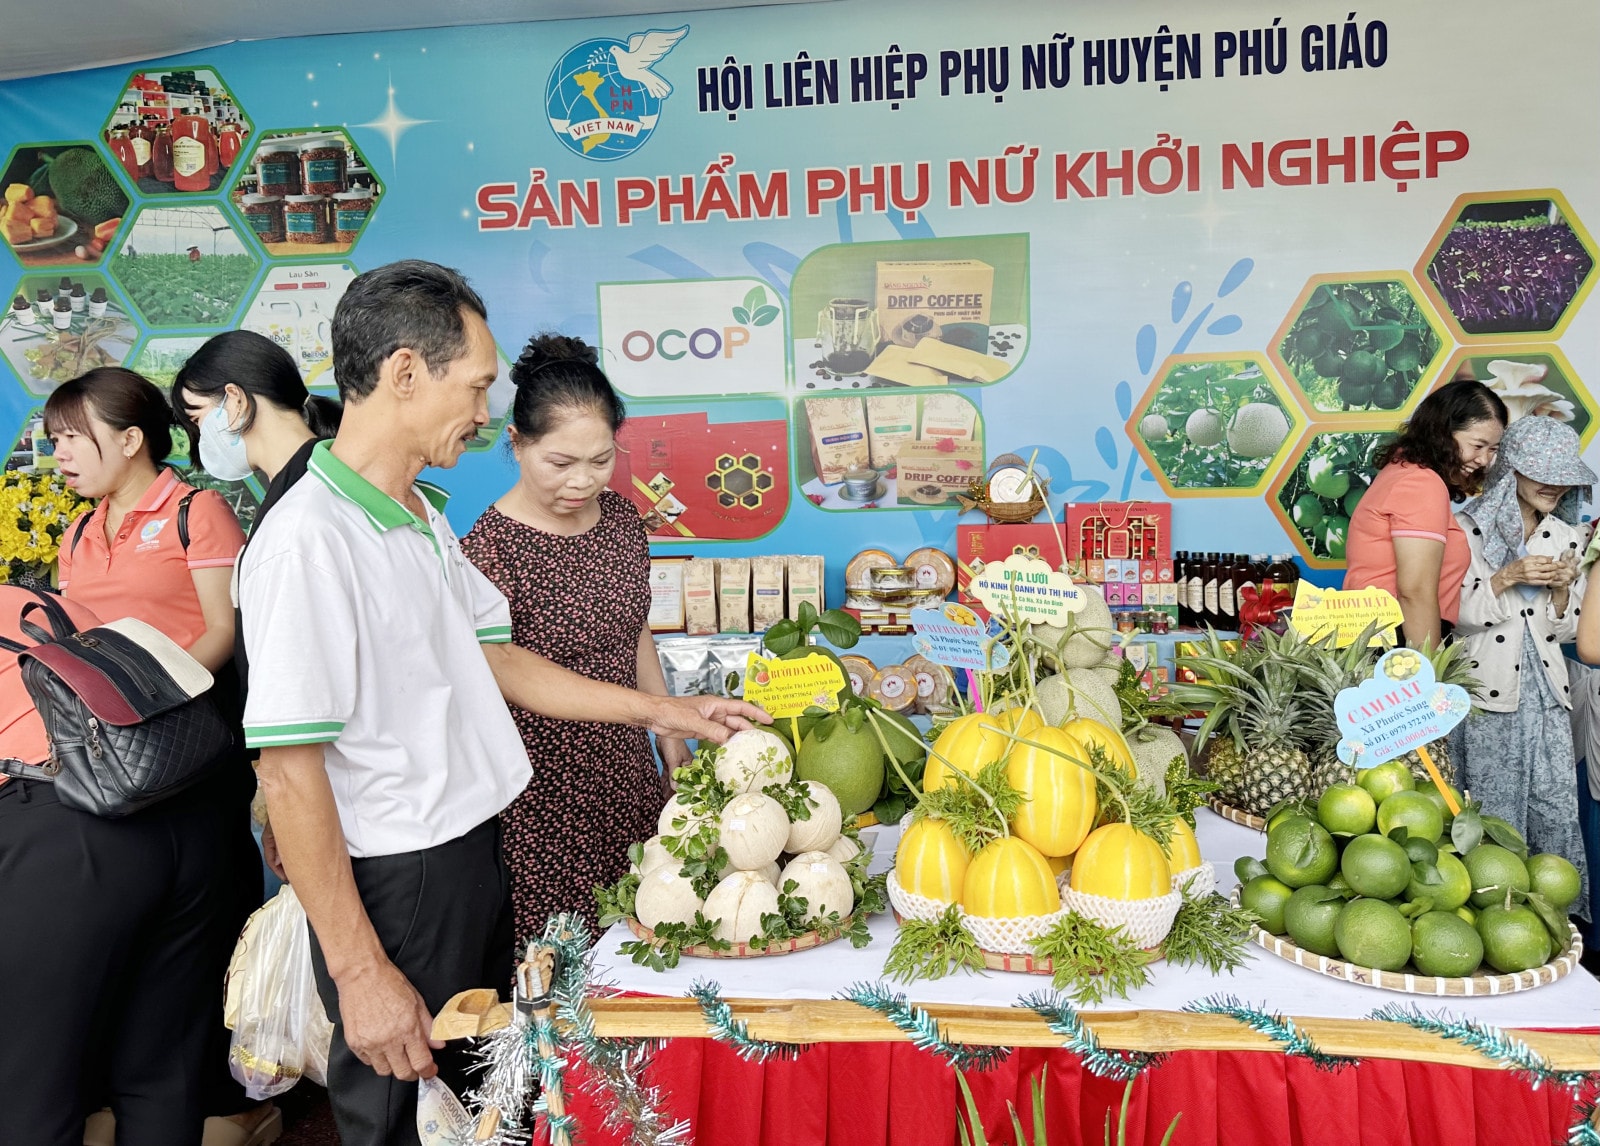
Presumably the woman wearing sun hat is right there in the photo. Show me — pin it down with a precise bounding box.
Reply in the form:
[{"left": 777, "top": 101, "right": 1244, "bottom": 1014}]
[{"left": 1455, "top": 413, "right": 1592, "bottom": 922}]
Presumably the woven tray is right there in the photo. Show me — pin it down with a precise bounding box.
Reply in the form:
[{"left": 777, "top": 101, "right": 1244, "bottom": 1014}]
[
  {"left": 625, "top": 916, "right": 851, "bottom": 959},
  {"left": 1234, "top": 893, "right": 1585, "bottom": 995},
  {"left": 1206, "top": 796, "right": 1267, "bottom": 832}
]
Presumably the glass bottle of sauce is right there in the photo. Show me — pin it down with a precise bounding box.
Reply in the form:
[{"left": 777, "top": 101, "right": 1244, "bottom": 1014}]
[
  {"left": 203, "top": 122, "right": 220, "bottom": 178},
  {"left": 152, "top": 125, "right": 175, "bottom": 184},
  {"left": 1174, "top": 551, "right": 1191, "bottom": 627},
  {"left": 108, "top": 128, "right": 139, "bottom": 182},
  {"left": 129, "top": 118, "right": 154, "bottom": 180},
  {"left": 1202, "top": 552, "right": 1221, "bottom": 628},
  {"left": 169, "top": 115, "right": 212, "bottom": 192},
  {"left": 1187, "top": 552, "right": 1207, "bottom": 629},
  {"left": 218, "top": 122, "right": 241, "bottom": 169},
  {"left": 1218, "top": 554, "right": 1238, "bottom": 629},
  {"left": 1266, "top": 553, "right": 1301, "bottom": 597}
]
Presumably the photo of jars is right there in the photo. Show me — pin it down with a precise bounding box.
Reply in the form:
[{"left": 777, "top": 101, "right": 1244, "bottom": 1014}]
[
  {"left": 0, "top": 144, "right": 129, "bottom": 268},
  {"left": 1274, "top": 430, "right": 1394, "bottom": 563},
  {"left": 0, "top": 272, "right": 137, "bottom": 396},
  {"left": 231, "top": 128, "right": 382, "bottom": 258},
  {"left": 103, "top": 69, "right": 249, "bottom": 196}
]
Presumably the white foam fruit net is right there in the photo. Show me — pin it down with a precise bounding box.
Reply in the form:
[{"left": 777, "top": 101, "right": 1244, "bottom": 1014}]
[
  {"left": 887, "top": 869, "right": 1074, "bottom": 955},
  {"left": 1061, "top": 884, "right": 1183, "bottom": 950},
  {"left": 1172, "top": 861, "right": 1215, "bottom": 898}
]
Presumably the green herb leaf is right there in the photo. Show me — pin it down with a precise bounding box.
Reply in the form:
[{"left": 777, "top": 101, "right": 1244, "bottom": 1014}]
[
  {"left": 1162, "top": 889, "right": 1258, "bottom": 975},
  {"left": 1029, "top": 914, "right": 1152, "bottom": 1007},
  {"left": 884, "top": 905, "right": 986, "bottom": 982}
]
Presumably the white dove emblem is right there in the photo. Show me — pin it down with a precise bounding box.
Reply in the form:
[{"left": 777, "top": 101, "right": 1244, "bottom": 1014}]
[{"left": 610, "top": 26, "right": 690, "bottom": 99}]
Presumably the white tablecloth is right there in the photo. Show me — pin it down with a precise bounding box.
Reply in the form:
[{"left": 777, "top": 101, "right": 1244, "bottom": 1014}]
[{"left": 594, "top": 809, "right": 1600, "bottom": 1031}]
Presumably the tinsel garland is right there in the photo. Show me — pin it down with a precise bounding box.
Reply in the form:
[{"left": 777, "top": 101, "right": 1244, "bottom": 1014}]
[
  {"left": 690, "top": 978, "right": 810, "bottom": 1062},
  {"left": 1182, "top": 994, "right": 1356, "bottom": 1072},
  {"left": 466, "top": 914, "right": 690, "bottom": 1146},
  {"left": 840, "top": 981, "right": 1012, "bottom": 1072},
  {"left": 1571, "top": 1092, "right": 1600, "bottom": 1146},
  {"left": 1016, "top": 990, "right": 1162, "bottom": 1082},
  {"left": 1365, "top": 1003, "right": 1591, "bottom": 1091}
]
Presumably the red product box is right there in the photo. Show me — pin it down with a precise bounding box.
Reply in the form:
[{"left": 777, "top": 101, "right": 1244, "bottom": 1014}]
[
  {"left": 1157, "top": 559, "right": 1174, "bottom": 583},
  {"left": 956, "top": 522, "right": 1072, "bottom": 603},
  {"left": 1066, "top": 501, "right": 1173, "bottom": 563}
]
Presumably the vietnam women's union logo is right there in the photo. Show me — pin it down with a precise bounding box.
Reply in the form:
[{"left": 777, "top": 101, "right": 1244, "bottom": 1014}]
[{"left": 546, "top": 26, "right": 689, "bottom": 161}]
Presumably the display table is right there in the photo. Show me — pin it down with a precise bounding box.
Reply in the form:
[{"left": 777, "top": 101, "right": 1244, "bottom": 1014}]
[{"left": 577, "top": 811, "right": 1600, "bottom": 1146}]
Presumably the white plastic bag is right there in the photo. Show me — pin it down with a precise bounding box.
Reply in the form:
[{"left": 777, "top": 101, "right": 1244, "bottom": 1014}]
[{"left": 224, "top": 884, "right": 335, "bottom": 1097}]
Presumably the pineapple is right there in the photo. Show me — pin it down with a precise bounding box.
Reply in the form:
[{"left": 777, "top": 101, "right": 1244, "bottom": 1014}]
[{"left": 1171, "top": 629, "right": 1315, "bottom": 817}]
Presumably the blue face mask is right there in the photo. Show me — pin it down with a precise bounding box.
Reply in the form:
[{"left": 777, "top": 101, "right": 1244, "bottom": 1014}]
[{"left": 198, "top": 403, "right": 253, "bottom": 481}]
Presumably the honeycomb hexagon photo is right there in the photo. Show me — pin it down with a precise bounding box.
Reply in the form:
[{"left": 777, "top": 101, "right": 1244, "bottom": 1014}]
[
  {"left": 0, "top": 142, "right": 131, "bottom": 269},
  {"left": 1270, "top": 428, "right": 1396, "bottom": 567},
  {"left": 230, "top": 126, "right": 382, "bottom": 257},
  {"left": 1, "top": 270, "right": 137, "bottom": 396},
  {"left": 1269, "top": 273, "right": 1447, "bottom": 423},
  {"left": 100, "top": 66, "right": 251, "bottom": 196},
  {"left": 111, "top": 203, "right": 260, "bottom": 327},
  {"left": 1128, "top": 352, "right": 1303, "bottom": 498},
  {"left": 1419, "top": 191, "right": 1596, "bottom": 340}
]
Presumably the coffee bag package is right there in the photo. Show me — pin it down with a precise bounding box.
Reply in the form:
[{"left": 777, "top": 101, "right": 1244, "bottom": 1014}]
[
  {"left": 865, "top": 394, "right": 919, "bottom": 470},
  {"left": 717, "top": 557, "right": 752, "bottom": 634},
  {"left": 785, "top": 555, "right": 825, "bottom": 620},
  {"left": 707, "top": 636, "right": 762, "bottom": 697},
  {"left": 750, "top": 555, "right": 787, "bottom": 632},
  {"left": 864, "top": 344, "right": 947, "bottom": 388},
  {"left": 804, "top": 397, "right": 869, "bottom": 485},
  {"left": 877, "top": 259, "right": 994, "bottom": 354},
  {"left": 683, "top": 558, "right": 719, "bottom": 636},
  {"left": 895, "top": 441, "right": 985, "bottom": 506},
  {"left": 918, "top": 393, "right": 978, "bottom": 443},
  {"left": 657, "top": 638, "right": 715, "bottom": 696},
  {"left": 647, "top": 557, "right": 687, "bottom": 632}
]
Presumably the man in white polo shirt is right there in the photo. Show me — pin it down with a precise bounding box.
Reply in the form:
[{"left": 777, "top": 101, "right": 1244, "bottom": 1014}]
[{"left": 241, "top": 261, "right": 766, "bottom": 1146}]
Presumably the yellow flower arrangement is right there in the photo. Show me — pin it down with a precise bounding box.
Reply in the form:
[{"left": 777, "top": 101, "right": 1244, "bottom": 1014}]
[{"left": 0, "top": 470, "right": 88, "bottom": 587}]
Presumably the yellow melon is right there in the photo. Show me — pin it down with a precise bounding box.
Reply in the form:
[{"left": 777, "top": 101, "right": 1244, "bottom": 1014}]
[
  {"left": 962, "top": 836, "right": 1061, "bottom": 918},
  {"left": 1006, "top": 726, "right": 1099, "bottom": 857},
  {"left": 1044, "top": 853, "right": 1070, "bottom": 876},
  {"left": 924, "top": 712, "right": 1012, "bottom": 792},
  {"left": 894, "top": 816, "right": 971, "bottom": 903},
  {"left": 1166, "top": 816, "right": 1203, "bottom": 872},
  {"left": 1060, "top": 717, "right": 1136, "bottom": 778},
  {"left": 1069, "top": 823, "right": 1172, "bottom": 900}
]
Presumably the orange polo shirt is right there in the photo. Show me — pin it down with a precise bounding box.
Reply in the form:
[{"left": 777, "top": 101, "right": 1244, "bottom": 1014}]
[
  {"left": 0, "top": 587, "right": 101, "bottom": 772},
  {"left": 1343, "top": 462, "right": 1471, "bottom": 624},
  {"left": 57, "top": 469, "right": 246, "bottom": 650}
]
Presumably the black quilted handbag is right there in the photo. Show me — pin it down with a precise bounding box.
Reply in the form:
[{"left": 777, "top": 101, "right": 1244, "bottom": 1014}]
[{"left": 0, "top": 590, "right": 232, "bottom": 817}]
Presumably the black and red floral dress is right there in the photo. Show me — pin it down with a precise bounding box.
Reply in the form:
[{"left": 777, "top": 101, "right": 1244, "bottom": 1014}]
[{"left": 461, "top": 489, "right": 668, "bottom": 941}]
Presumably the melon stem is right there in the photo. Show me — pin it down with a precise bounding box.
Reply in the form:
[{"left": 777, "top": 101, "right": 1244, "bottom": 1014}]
[{"left": 862, "top": 706, "right": 924, "bottom": 801}]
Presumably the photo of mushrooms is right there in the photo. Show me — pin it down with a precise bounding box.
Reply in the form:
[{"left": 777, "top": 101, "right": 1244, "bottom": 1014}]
[{"left": 1444, "top": 353, "right": 1591, "bottom": 439}]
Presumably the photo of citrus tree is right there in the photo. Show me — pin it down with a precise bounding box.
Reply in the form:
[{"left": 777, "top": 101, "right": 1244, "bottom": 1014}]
[
  {"left": 1277, "top": 430, "right": 1394, "bottom": 561},
  {"left": 1278, "top": 280, "right": 1441, "bottom": 415},
  {"left": 1135, "top": 358, "right": 1295, "bottom": 490}
]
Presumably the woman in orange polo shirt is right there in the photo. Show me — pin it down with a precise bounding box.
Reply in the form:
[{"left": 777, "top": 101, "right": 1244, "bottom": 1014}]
[
  {"left": 41, "top": 368, "right": 276, "bottom": 1146},
  {"left": 1344, "top": 380, "right": 1508, "bottom": 648},
  {"left": 0, "top": 578, "right": 245, "bottom": 1146}
]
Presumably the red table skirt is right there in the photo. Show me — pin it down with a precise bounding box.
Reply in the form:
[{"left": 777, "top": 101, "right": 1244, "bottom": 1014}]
[{"left": 559, "top": 1036, "right": 1595, "bottom": 1146}]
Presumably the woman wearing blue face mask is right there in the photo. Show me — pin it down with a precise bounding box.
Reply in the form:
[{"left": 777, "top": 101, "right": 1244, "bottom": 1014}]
[{"left": 173, "top": 330, "right": 343, "bottom": 519}]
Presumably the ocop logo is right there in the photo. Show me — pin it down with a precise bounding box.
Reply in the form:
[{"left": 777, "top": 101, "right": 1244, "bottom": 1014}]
[
  {"left": 545, "top": 26, "right": 689, "bottom": 162},
  {"left": 599, "top": 280, "right": 786, "bottom": 399},
  {"left": 620, "top": 284, "right": 780, "bottom": 363}
]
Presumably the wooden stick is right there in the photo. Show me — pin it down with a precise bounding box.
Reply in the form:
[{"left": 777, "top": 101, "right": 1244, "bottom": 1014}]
[
  {"left": 1415, "top": 744, "right": 1462, "bottom": 816},
  {"left": 579, "top": 997, "right": 1600, "bottom": 1072}
]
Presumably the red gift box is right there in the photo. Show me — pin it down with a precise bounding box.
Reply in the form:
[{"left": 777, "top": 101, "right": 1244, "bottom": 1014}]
[{"left": 1066, "top": 501, "right": 1172, "bottom": 563}]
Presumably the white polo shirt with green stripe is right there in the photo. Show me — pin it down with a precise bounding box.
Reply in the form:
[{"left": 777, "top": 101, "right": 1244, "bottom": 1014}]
[{"left": 240, "top": 441, "right": 529, "bottom": 858}]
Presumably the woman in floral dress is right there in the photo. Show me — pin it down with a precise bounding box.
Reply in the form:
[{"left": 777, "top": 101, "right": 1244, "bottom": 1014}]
[{"left": 461, "top": 334, "right": 688, "bottom": 941}]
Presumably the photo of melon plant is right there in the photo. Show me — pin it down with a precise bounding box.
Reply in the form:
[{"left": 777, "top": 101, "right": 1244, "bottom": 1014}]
[
  {"left": 1276, "top": 430, "right": 1394, "bottom": 562},
  {"left": 1134, "top": 358, "right": 1297, "bottom": 490},
  {"left": 1278, "top": 280, "right": 1441, "bottom": 415},
  {"left": 1426, "top": 199, "right": 1594, "bottom": 335}
]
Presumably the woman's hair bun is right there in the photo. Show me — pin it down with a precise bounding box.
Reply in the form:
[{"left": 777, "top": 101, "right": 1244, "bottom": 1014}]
[{"left": 514, "top": 333, "right": 597, "bottom": 383}]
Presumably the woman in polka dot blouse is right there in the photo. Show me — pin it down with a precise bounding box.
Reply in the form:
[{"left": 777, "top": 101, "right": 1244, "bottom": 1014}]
[{"left": 1454, "top": 413, "right": 1592, "bottom": 922}]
